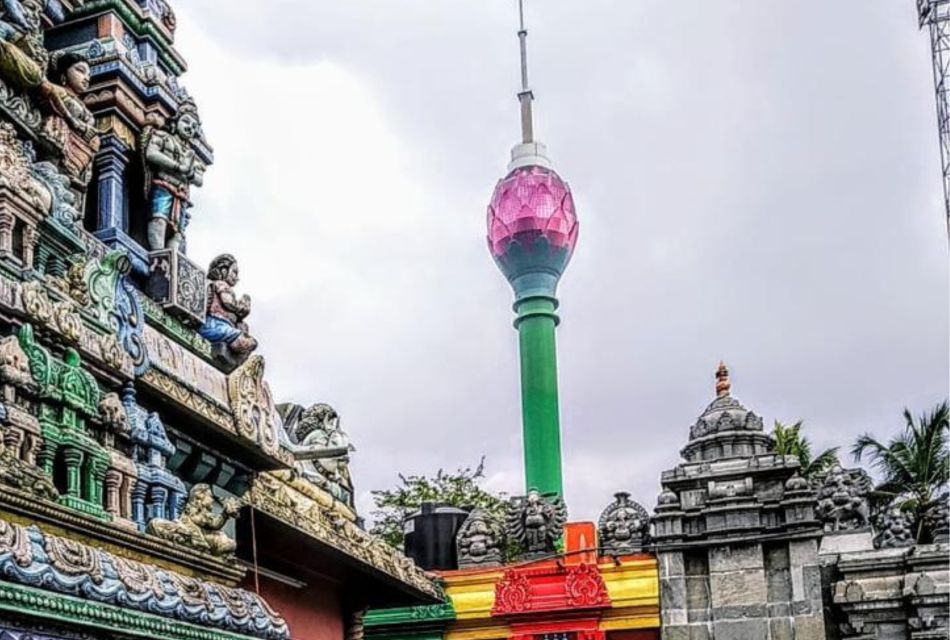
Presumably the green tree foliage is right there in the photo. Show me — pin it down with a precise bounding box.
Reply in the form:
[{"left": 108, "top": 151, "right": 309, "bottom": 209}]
[
  {"left": 370, "top": 458, "right": 508, "bottom": 550},
  {"left": 772, "top": 420, "right": 839, "bottom": 479},
  {"left": 852, "top": 401, "right": 949, "bottom": 542}
]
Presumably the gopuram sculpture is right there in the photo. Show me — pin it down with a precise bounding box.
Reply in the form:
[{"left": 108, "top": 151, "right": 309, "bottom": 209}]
[
  {"left": 279, "top": 402, "right": 354, "bottom": 504},
  {"left": 39, "top": 52, "right": 99, "bottom": 184},
  {"left": 598, "top": 491, "right": 649, "bottom": 555},
  {"left": 146, "top": 483, "right": 241, "bottom": 557},
  {"left": 0, "top": 0, "right": 47, "bottom": 92},
  {"left": 815, "top": 465, "right": 872, "bottom": 532},
  {"left": 506, "top": 489, "right": 566, "bottom": 559},
  {"left": 142, "top": 98, "right": 206, "bottom": 251},
  {"left": 456, "top": 508, "right": 503, "bottom": 568},
  {"left": 199, "top": 253, "right": 258, "bottom": 369}
]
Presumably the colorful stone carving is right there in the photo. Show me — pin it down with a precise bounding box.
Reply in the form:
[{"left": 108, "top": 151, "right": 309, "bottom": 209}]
[
  {"left": 815, "top": 465, "right": 872, "bottom": 532},
  {"left": 146, "top": 483, "right": 240, "bottom": 557},
  {"left": 279, "top": 402, "right": 354, "bottom": 504},
  {"left": 200, "top": 254, "right": 257, "bottom": 369},
  {"left": 0, "top": 516, "right": 288, "bottom": 638},
  {"left": 0, "top": 0, "right": 47, "bottom": 92},
  {"left": 38, "top": 52, "right": 100, "bottom": 185},
  {"left": 227, "top": 355, "right": 280, "bottom": 455},
  {"left": 456, "top": 508, "right": 503, "bottom": 568},
  {"left": 597, "top": 491, "right": 649, "bottom": 555},
  {"left": 506, "top": 489, "right": 567, "bottom": 558},
  {"left": 142, "top": 100, "right": 206, "bottom": 251}
]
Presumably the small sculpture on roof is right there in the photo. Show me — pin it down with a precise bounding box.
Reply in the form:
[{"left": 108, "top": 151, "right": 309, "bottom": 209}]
[
  {"left": 506, "top": 489, "right": 566, "bottom": 558},
  {"left": 141, "top": 98, "right": 206, "bottom": 251},
  {"left": 457, "top": 508, "right": 503, "bottom": 568},
  {"left": 598, "top": 492, "right": 650, "bottom": 555},
  {"left": 281, "top": 402, "right": 355, "bottom": 505},
  {"left": 146, "top": 483, "right": 241, "bottom": 557},
  {"left": 815, "top": 465, "right": 872, "bottom": 532},
  {"left": 873, "top": 503, "right": 915, "bottom": 549},
  {"left": 199, "top": 253, "right": 257, "bottom": 370}
]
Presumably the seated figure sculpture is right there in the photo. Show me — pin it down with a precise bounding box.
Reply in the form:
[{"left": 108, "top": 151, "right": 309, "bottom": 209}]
[
  {"left": 199, "top": 254, "right": 257, "bottom": 370},
  {"left": 146, "top": 483, "right": 240, "bottom": 557},
  {"left": 598, "top": 491, "right": 650, "bottom": 555},
  {"left": 456, "top": 508, "right": 502, "bottom": 568}
]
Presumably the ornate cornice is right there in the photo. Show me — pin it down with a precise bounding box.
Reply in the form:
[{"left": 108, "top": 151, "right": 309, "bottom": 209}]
[
  {"left": 0, "top": 516, "right": 287, "bottom": 639},
  {"left": 64, "top": 0, "right": 186, "bottom": 74},
  {"left": 248, "top": 473, "right": 439, "bottom": 599}
]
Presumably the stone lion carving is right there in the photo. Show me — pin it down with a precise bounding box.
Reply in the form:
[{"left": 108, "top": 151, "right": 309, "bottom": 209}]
[
  {"left": 873, "top": 504, "right": 916, "bottom": 549},
  {"left": 815, "top": 465, "right": 872, "bottom": 532},
  {"left": 598, "top": 491, "right": 650, "bottom": 555},
  {"left": 456, "top": 508, "right": 503, "bottom": 568},
  {"left": 146, "top": 483, "right": 240, "bottom": 557},
  {"left": 506, "top": 489, "right": 566, "bottom": 558}
]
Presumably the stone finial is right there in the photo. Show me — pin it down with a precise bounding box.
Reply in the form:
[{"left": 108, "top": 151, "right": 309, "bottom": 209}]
[{"left": 715, "top": 361, "right": 731, "bottom": 397}]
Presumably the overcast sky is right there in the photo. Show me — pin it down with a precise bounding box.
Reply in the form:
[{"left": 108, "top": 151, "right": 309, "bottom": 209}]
[{"left": 173, "top": 1, "right": 948, "bottom": 523}]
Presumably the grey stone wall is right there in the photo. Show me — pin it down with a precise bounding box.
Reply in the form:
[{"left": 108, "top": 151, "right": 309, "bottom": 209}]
[{"left": 821, "top": 542, "right": 949, "bottom": 640}]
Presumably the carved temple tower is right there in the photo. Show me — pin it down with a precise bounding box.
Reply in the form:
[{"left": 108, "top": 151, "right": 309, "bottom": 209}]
[
  {"left": 0, "top": 3, "right": 438, "bottom": 640},
  {"left": 652, "top": 364, "right": 826, "bottom": 640},
  {"left": 487, "top": 0, "right": 578, "bottom": 499}
]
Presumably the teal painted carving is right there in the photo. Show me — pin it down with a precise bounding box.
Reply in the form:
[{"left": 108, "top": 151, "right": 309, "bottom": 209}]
[
  {"left": 17, "top": 324, "right": 109, "bottom": 519},
  {"left": 0, "top": 517, "right": 288, "bottom": 639}
]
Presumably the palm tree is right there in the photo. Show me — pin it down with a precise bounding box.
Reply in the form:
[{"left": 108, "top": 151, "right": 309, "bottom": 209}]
[
  {"left": 772, "top": 420, "right": 840, "bottom": 479},
  {"left": 852, "top": 401, "right": 949, "bottom": 543}
]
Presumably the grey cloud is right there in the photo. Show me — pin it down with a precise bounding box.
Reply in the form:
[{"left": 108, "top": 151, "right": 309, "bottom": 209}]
[{"left": 176, "top": 1, "right": 948, "bottom": 522}]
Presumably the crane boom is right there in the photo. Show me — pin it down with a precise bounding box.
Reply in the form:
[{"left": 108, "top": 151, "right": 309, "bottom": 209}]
[{"left": 918, "top": 0, "right": 950, "bottom": 237}]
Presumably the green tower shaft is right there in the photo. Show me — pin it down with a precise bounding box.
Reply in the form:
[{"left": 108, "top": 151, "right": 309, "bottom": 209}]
[{"left": 514, "top": 295, "right": 563, "bottom": 496}]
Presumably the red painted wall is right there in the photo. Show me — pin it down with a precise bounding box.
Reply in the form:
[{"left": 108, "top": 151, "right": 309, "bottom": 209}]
[
  {"left": 241, "top": 574, "right": 344, "bottom": 640},
  {"left": 607, "top": 631, "right": 659, "bottom": 640}
]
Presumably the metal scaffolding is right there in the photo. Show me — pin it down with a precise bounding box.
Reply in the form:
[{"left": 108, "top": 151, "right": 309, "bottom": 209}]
[{"left": 917, "top": 0, "right": 950, "bottom": 237}]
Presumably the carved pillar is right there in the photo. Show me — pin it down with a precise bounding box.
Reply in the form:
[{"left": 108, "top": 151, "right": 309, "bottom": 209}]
[
  {"left": 36, "top": 441, "right": 55, "bottom": 476},
  {"left": 62, "top": 448, "right": 84, "bottom": 499},
  {"left": 131, "top": 479, "right": 147, "bottom": 529},
  {"left": 169, "top": 488, "right": 184, "bottom": 520},
  {"left": 84, "top": 457, "right": 107, "bottom": 505},
  {"left": 22, "top": 223, "right": 36, "bottom": 269},
  {"left": 3, "top": 427, "right": 22, "bottom": 459},
  {"left": 120, "top": 473, "right": 135, "bottom": 519},
  {"left": 103, "top": 469, "right": 122, "bottom": 516},
  {"left": 0, "top": 211, "right": 14, "bottom": 257},
  {"left": 95, "top": 135, "right": 130, "bottom": 232},
  {"left": 148, "top": 485, "right": 168, "bottom": 522},
  {"left": 21, "top": 432, "right": 38, "bottom": 465}
]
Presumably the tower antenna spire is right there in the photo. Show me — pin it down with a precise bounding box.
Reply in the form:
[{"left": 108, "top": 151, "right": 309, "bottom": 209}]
[{"left": 517, "top": 0, "right": 534, "bottom": 143}]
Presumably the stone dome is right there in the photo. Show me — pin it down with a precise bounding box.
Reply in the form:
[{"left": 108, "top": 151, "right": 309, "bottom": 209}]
[{"left": 680, "top": 363, "right": 774, "bottom": 463}]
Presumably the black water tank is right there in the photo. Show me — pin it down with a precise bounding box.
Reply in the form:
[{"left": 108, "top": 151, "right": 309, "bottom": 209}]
[{"left": 403, "top": 503, "right": 469, "bottom": 571}]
